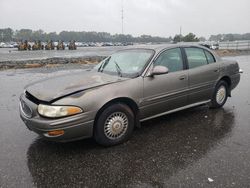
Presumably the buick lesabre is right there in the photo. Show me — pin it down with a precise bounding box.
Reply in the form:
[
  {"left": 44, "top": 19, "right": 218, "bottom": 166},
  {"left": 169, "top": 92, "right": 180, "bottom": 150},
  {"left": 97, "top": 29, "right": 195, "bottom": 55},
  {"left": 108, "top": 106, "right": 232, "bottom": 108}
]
[{"left": 20, "top": 45, "right": 241, "bottom": 146}]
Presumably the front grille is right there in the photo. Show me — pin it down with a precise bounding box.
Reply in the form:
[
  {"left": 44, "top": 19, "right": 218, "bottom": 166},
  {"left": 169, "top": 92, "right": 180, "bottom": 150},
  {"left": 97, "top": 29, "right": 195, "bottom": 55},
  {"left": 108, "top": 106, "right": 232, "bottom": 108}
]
[{"left": 20, "top": 99, "right": 33, "bottom": 118}]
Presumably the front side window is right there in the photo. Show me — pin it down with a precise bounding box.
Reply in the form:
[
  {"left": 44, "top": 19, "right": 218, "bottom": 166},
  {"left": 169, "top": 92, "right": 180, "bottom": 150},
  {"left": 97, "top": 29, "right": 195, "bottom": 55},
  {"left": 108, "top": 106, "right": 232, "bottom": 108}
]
[
  {"left": 95, "top": 49, "right": 154, "bottom": 77},
  {"left": 154, "top": 48, "right": 183, "bottom": 72},
  {"left": 185, "top": 48, "right": 208, "bottom": 69}
]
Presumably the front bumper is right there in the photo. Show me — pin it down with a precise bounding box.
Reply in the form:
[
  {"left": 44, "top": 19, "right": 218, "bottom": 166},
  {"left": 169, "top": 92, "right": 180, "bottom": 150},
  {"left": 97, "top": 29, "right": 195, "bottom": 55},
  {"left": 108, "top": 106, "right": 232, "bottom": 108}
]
[{"left": 19, "top": 94, "right": 95, "bottom": 142}]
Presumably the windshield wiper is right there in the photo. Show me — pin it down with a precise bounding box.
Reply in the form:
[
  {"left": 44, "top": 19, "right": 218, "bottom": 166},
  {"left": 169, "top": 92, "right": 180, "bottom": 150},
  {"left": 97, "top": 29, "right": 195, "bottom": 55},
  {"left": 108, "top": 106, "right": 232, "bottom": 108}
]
[
  {"left": 98, "top": 58, "right": 123, "bottom": 77},
  {"left": 98, "top": 58, "right": 109, "bottom": 72},
  {"left": 98, "top": 61, "right": 105, "bottom": 72},
  {"left": 97, "top": 63, "right": 103, "bottom": 72},
  {"left": 114, "top": 61, "right": 123, "bottom": 77}
]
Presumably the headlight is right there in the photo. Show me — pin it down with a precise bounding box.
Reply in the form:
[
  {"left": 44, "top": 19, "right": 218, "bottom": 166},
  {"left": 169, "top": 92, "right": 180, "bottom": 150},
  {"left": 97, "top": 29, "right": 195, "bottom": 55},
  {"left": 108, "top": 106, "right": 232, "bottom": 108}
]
[{"left": 38, "top": 104, "right": 83, "bottom": 118}]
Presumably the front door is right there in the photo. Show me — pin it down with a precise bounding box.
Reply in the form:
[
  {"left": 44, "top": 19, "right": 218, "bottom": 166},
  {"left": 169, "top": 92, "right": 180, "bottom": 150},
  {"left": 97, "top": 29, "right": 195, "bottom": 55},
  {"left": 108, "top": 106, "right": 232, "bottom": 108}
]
[{"left": 140, "top": 48, "right": 189, "bottom": 120}]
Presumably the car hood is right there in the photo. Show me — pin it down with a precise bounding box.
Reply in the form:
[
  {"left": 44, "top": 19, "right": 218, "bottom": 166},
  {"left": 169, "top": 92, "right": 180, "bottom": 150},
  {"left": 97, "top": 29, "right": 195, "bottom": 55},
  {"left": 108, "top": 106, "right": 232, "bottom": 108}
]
[{"left": 25, "top": 70, "right": 128, "bottom": 103}]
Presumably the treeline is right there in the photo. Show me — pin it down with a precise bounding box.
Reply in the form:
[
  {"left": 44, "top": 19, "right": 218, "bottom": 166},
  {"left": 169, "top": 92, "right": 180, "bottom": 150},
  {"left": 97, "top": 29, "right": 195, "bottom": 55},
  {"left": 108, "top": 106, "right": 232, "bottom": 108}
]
[
  {"left": 173, "top": 33, "right": 200, "bottom": 43},
  {"left": 0, "top": 28, "right": 172, "bottom": 43},
  {"left": 209, "top": 33, "right": 250, "bottom": 41},
  {"left": 2, "top": 28, "right": 249, "bottom": 43}
]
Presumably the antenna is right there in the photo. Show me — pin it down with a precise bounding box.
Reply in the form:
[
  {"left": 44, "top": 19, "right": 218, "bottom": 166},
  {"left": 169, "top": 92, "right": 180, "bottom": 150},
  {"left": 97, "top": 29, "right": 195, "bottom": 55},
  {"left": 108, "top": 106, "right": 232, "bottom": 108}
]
[{"left": 121, "top": 0, "right": 124, "bottom": 34}]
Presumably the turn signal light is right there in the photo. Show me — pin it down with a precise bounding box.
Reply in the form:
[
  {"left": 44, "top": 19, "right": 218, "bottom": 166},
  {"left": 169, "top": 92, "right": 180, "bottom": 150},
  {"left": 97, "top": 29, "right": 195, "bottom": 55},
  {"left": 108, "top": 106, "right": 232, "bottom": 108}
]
[{"left": 47, "top": 130, "right": 64, "bottom": 136}]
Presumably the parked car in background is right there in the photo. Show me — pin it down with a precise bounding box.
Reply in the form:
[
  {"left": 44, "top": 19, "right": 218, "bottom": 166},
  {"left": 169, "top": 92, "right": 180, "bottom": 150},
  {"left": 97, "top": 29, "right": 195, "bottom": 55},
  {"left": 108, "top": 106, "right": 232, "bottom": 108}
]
[
  {"left": 0, "top": 42, "right": 14, "bottom": 48},
  {"left": 200, "top": 43, "right": 219, "bottom": 50},
  {"left": 75, "top": 42, "right": 88, "bottom": 47},
  {"left": 20, "top": 45, "right": 241, "bottom": 146},
  {"left": 211, "top": 43, "right": 219, "bottom": 50},
  {"left": 11, "top": 42, "right": 18, "bottom": 48},
  {"left": 88, "top": 42, "right": 96, "bottom": 47},
  {"left": 0, "top": 42, "right": 5, "bottom": 48},
  {"left": 102, "top": 42, "right": 114, "bottom": 46}
]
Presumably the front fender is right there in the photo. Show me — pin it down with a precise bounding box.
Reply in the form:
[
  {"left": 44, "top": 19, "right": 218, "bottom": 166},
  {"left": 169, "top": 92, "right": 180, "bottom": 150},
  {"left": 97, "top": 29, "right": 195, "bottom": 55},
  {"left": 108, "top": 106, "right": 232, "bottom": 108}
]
[{"left": 53, "top": 77, "right": 143, "bottom": 119}]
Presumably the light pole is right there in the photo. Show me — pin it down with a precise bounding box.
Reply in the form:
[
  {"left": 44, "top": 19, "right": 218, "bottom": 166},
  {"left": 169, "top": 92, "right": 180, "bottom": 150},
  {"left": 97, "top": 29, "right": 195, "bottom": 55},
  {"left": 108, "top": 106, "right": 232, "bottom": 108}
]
[
  {"left": 1, "top": 32, "right": 4, "bottom": 42},
  {"left": 180, "top": 26, "right": 182, "bottom": 42}
]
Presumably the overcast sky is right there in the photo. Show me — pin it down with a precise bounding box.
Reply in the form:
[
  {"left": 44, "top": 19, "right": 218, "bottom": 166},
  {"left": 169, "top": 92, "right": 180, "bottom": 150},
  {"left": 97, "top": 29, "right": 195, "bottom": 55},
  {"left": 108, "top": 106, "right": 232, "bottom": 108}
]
[{"left": 0, "top": 0, "right": 250, "bottom": 38}]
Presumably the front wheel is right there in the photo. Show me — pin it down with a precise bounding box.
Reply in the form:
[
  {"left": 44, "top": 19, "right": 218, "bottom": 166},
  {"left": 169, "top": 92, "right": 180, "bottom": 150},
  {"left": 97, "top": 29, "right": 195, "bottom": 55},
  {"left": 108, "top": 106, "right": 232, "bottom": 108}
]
[
  {"left": 94, "top": 103, "right": 134, "bottom": 146},
  {"left": 210, "top": 80, "right": 228, "bottom": 108}
]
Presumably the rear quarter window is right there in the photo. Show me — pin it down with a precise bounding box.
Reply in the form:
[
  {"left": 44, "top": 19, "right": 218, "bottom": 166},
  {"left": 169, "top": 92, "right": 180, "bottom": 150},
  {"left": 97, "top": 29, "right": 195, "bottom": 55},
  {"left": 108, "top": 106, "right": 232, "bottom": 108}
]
[
  {"left": 185, "top": 48, "right": 208, "bottom": 69},
  {"left": 204, "top": 50, "right": 216, "bottom": 63}
]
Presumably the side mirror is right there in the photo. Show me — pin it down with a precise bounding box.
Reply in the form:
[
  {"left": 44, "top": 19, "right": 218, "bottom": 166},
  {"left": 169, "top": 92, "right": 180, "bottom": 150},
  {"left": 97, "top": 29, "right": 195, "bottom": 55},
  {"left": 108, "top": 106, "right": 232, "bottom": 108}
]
[{"left": 150, "top": 65, "right": 169, "bottom": 76}]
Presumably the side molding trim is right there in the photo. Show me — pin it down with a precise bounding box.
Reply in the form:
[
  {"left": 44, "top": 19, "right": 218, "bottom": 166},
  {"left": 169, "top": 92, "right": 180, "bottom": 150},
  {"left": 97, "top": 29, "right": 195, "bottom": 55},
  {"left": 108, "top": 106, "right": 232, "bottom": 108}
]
[{"left": 140, "top": 100, "right": 211, "bottom": 122}]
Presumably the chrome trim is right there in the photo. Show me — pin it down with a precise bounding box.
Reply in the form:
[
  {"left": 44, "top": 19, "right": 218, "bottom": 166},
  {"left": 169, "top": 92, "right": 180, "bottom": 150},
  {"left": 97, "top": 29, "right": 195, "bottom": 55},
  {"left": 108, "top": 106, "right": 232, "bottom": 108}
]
[
  {"left": 239, "top": 69, "right": 243, "bottom": 74},
  {"left": 19, "top": 100, "right": 32, "bottom": 118},
  {"left": 143, "top": 88, "right": 189, "bottom": 103},
  {"left": 140, "top": 100, "right": 211, "bottom": 122}
]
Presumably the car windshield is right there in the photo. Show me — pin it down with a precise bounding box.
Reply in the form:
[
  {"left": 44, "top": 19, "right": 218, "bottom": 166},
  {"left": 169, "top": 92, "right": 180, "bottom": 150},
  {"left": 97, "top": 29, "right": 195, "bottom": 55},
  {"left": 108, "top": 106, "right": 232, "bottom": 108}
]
[{"left": 95, "top": 49, "right": 154, "bottom": 77}]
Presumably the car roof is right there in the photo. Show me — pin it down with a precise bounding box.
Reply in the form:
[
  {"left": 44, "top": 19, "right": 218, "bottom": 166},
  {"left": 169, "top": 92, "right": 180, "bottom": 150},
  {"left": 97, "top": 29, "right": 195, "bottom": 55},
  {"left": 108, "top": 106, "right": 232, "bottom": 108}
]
[
  {"left": 117, "top": 43, "right": 221, "bottom": 61},
  {"left": 122, "top": 43, "right": 210, "bottom": 53}
]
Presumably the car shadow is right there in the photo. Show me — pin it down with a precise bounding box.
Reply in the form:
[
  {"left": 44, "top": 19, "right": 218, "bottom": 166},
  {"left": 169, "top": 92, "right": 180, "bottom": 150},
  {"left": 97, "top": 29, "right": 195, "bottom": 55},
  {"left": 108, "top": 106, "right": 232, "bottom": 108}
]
[{"left": 26, "top": 105, "right": 235, "bottom": 187}]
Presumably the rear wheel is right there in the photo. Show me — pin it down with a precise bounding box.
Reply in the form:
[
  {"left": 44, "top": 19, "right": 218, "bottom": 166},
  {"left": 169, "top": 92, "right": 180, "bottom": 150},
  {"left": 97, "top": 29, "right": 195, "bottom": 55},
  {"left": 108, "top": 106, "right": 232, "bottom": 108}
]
[
  {"left": 210, "top": 80, "right": 228, "bottom": 108},
  {"left": 94, "top": 103, "right": 134, "bottom": 146}
]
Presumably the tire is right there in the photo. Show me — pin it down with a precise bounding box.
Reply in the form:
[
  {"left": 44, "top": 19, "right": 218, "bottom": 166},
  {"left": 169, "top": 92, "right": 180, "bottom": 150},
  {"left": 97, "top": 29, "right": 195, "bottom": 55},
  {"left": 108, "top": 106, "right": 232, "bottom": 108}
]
[
  {"left": 210, "top": 80, "right": 228, "bottom": 108},
  {"left": 94, "top": 103, "right": 134, "bottom": 146}
]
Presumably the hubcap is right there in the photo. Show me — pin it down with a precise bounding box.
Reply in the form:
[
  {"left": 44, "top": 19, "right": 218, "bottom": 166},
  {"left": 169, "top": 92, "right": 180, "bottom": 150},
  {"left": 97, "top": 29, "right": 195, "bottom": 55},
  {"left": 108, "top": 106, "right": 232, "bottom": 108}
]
[
  {"left": 216, "top": 86, "right": 226, "bottom": 104},
  {"left": 104, "top": 112, "right": 128, "bottom": 140}
]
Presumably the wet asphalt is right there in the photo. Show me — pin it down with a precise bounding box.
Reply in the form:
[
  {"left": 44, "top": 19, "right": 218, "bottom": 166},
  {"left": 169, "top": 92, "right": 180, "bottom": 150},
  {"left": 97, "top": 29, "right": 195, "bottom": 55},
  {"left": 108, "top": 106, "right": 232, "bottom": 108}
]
[
  {"left": 0, "top": 56, "right": 250, "bottom": 188},
  {"left": 0, "top": 46, "right": 128, "bottom": 62}
]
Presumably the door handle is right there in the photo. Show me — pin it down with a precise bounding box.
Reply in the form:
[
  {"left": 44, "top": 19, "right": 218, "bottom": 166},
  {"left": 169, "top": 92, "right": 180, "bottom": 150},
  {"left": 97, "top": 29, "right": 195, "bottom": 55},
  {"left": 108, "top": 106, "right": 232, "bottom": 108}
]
[
  {"left": 179, "top": 75, "right": 186, "bottom": 80},
  {"left": 214, "top": 69, "right": 219, "bottom": 72}
]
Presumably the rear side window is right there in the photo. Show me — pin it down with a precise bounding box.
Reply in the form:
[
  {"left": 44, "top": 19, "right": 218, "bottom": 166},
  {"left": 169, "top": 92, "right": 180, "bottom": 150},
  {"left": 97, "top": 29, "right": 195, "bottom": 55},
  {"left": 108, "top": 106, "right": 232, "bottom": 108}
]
[
  {"left": 185, "top": 48, "right": 207, "bottom": 69},
  {"left": 154, "top": 48, "right": 183, "bottom": 72},
  {"left": 204, "top": 50, "right": 216, "bottom": 63}
]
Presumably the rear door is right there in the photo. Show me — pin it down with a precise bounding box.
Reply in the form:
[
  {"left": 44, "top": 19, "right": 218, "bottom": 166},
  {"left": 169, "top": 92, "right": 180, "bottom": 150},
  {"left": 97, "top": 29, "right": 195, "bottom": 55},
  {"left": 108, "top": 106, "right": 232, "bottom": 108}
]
[
  {"left": 141, "top": 48, "right": 189, "bottom": 119},
  {"left": 183, "top": 47, "right": 220, "bottom": 104}
]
